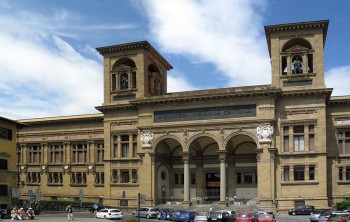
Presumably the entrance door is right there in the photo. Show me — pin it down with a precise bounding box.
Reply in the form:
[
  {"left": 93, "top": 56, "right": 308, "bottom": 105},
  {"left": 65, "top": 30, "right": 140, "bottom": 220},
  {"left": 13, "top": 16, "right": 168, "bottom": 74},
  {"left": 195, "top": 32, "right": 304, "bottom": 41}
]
[{"left": 205, "top": 173, "right": 220, "bottom": 201}]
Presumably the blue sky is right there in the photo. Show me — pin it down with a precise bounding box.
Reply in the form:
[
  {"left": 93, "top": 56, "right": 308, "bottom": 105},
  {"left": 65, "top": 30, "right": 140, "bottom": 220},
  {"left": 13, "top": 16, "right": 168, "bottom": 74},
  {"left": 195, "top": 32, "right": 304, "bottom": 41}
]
[{"left": 1, "top": 0, "right": 350, "bottom": 120}]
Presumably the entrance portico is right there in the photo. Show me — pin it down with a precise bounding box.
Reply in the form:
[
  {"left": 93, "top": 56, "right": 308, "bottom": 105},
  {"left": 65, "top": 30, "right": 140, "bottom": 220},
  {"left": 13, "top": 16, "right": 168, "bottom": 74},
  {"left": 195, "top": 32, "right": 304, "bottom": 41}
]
[{"left": 152, "top": 127, "right": 265, "bottom": 207}]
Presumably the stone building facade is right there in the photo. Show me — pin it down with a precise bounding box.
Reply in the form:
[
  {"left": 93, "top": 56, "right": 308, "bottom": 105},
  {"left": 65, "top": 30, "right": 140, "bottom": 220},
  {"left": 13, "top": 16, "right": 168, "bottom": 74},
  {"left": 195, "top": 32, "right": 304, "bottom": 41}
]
[
  {"left": 16, "top": 20, "right": 350, "bottom": 211},
  {"left": 0, "top": 116, "right": 22, "bottom": 209}
]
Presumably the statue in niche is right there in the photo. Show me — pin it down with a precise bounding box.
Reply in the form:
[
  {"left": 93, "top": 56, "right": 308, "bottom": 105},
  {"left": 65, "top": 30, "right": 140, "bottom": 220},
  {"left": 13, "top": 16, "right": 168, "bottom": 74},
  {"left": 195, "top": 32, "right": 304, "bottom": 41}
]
[
  {"left": 120, "top": 74, "right": 128, "bottom": 89},
  {"left": 292, "top": 57, "right": 303, "bottom": 74}
]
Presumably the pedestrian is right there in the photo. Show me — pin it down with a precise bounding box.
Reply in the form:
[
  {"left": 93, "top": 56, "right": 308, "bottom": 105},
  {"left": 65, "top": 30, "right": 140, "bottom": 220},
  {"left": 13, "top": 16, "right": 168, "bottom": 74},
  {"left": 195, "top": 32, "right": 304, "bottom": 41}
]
[
  {"left": 209, "top": 206, "right": 213, "bottom": 213},
  {"left": 66, "top": 205, "right": 74, "bottom": 221}
]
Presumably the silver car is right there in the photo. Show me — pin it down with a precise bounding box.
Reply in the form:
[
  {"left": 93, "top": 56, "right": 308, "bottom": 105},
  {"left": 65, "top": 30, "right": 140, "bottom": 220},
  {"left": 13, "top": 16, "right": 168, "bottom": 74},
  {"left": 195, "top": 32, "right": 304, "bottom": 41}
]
[
  {"left": 133, "top": 207, "right": 160, "bottom": 219},
  {"left": 194, "top": 212, "right": 208, "bottom": 222}
]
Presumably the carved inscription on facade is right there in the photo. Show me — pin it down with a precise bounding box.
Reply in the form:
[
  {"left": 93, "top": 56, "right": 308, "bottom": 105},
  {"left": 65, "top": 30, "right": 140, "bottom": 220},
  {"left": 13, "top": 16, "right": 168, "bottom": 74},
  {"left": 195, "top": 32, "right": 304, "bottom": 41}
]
[{"left": 154, "top": 105, "right": 256, "bottom": 123}]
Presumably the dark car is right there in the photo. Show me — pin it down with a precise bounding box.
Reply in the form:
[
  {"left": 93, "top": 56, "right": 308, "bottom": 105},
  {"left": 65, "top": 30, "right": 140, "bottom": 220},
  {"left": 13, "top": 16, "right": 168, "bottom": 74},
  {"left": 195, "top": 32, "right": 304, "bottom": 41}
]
[
  {"left": 208, "top": 212, "right": 235, "bottom": 222},
  {"left": 169, "top": 210, "right": 185, "bottom": 221},
  {"left": 288, "top": 205, "right": 315, "bottom": 215},
  {"left": 175, "top": 211, "right": 197, "bottom": 222}
]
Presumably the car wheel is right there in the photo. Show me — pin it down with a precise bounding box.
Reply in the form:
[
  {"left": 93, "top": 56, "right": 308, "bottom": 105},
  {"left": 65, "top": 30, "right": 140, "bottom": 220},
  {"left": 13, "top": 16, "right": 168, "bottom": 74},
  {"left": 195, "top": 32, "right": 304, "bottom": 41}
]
[
  {"left": 292, "top": 212, "right": 296, "bottom": 216},
  {"left": 147, "top": 214, "right": 150, "bottom": 219}
]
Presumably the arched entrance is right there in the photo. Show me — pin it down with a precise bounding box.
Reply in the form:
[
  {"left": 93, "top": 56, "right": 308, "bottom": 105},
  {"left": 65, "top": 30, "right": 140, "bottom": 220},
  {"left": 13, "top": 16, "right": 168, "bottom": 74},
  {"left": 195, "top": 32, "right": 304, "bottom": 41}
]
[{"left": 226, "top": 134, "right": 258, "bottom": 203}]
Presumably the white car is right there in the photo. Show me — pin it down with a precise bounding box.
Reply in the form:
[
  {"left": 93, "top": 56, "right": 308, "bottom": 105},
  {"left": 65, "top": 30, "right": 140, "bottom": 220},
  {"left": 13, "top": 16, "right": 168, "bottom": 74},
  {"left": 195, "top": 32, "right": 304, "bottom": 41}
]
[{"left": 96, "top": 208, "right": 123, "bottom": 220}]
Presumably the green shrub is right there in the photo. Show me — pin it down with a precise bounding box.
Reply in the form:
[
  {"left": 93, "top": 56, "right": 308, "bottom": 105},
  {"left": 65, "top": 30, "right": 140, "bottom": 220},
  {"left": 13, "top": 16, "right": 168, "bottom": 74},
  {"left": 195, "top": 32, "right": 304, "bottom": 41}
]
[{"left": 336, "top": 199, "right": 350, "bottom": 210}]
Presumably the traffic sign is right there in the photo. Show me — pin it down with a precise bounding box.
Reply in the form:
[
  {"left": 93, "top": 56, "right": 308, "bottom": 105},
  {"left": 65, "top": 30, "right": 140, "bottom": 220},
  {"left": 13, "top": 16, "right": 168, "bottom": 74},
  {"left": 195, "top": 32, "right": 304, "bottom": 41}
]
[{"left": 139, "top": 194, "right": 146, "bottom": 204}]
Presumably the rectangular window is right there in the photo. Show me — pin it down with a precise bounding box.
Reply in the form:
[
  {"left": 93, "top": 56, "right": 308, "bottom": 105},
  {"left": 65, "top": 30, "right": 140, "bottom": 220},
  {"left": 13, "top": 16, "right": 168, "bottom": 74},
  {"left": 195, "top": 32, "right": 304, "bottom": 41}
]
[
  {"left": 71, "top": 172, "right": 86, "bottom": 184},
  {"left": 132, "top": 169, "right": 138, "bottom": 183},
  {"left": 244, "top": 172, "right": 253, "bottom": 184},
  {"left": 293, "top": 126, "right": 305, "bottom": 152},
  {"left": 294, "top": 166, "right": 305, "bottom": 181},
  {"left": 339, "top": 167, "right": 343, "bottom": 180},
  {"left": 346, "top": 141, "right": 350, "bottom": 154},
  {"left": 72, "top": 143, "right": 87, "bottom": 163},
  {"left": 27, "top": 172, "right": 41, "bottom": 184},
  {"left": 113, "top": 135, "right": 118, "bottom": 158},
  {"left": 95, "top": 172, "right": 104, "bottom": 185},
  {"left": 237, "top": 172, "right": 242, "bottom": 184},
  {"left": 283, "top": 127, "right": 289, "bottom": 152},
  {"left": 132, "top": 135, "right": 137, "bottom": 157},
  {"left": 283, "top": 166, "right": 290, "bottom": 181},
  {"left": 0, "top": 127, "right": 12, "bottom": 140},
  {"left": 112, "top": 170, "right": 118, "bottom": 183},
  {"left": 175, "top": 174, "right": 179, "bottom": 184},
  {"left": 347, "top": 167, "right": 350, "bottom": 180},
  {"left": 309, "top": 165, "right": 315, "bottom": 180},
  {"left": 28, "top": 144, "right": 42, "bottom": 164},
  {"left": 95, "top": 142, "right": 104, "bottom": 163},
  {"left": 337, "top": 130, "right": 350, "bottom": 154},
  {"left": 49, "top": 144, "right": 64, "bottom": 164},
  {"left": 191, "top": 173, "right": 196, "bottom": 185},
  {"left": 0, "top": 159, "right": 8, "bottom": 170},
  {"left": 121, "top": 170, "right": 129, "bottom": 183},
  {"left": 0, "top": 185, "right": 8, "bottom": 196},
  {"left": 121, "top": 135, "right": 129, "bottom": 157}
]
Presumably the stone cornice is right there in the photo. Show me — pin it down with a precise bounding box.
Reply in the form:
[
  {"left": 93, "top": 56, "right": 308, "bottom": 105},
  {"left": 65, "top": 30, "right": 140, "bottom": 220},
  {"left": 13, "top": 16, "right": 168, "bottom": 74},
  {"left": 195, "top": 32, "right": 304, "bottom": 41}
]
[
  {"left": 131, "top": 85, "right": 280, "bottom": 106},
  {"left": 18, "top": 114, "right": 104, "bottom": 126},
  {"left": 281, "top": 87, "right": 332, "bottom": 99},
  {"left": 96, "top": 41, "right": 173, "bottom": 70},
  {"left": 95, "top": 104, "right": 136, "bottom": 112},
  {"left": 329, "top": 96, "right": 350, "bottom": 105},
  {"left": 265, "top": 20, "right": 329, "bottom": 57}
]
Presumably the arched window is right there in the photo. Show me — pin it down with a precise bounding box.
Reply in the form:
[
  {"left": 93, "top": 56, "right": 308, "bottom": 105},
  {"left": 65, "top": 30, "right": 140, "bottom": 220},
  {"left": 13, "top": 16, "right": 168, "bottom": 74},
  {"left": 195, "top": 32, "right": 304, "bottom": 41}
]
[
  {"left": 148, "top": 64, "right": 163, "bottom": 96},
  {"left": 111, "top": 57, "right": 137, "bottom": 91},
  {"left": 281, "top": 38, "right": 313, "bottom": 75}
]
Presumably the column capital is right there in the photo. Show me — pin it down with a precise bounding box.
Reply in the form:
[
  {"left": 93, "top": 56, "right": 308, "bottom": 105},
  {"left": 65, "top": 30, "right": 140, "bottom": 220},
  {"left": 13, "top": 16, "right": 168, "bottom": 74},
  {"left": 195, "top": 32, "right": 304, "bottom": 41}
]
[
  {"left": 217, "top": 150, "right": 227, "bottom": 162},
  {"left": 180, "top": 151, "right": 191, "bottom": 162}
]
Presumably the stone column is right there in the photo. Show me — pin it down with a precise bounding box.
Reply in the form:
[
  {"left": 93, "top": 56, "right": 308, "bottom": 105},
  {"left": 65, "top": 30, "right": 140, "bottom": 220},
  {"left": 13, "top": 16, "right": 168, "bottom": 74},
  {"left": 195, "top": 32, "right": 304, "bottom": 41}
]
[
  {"left": 305, "top": 165, "right": 310, "bottom": 180},
  {"left": 129, "top": 134, "right": 133, "bottom": 158},
  {"left": 88, "top": 141, "right": 95, "bottom": 163},
  {"left": 217, "top": 150, "right": 227, "bottom": 206},
  {"left": 64, "top": 142, "right": 71, "bottom": 164},
  {"left": 289, "top": 126, "right": 293, "bottom": 152},
  {"left": 304, "top": 125, "right": 309, "bottom": 152},
  {"left": 182, "top": 151, "right": 191, "bottom": 207},
  {"left": 303, "top": 53, "right": 308, "bottom": 74},
  {"left": 256, "top": 125, "right": 277, "bottom": 212},
  {"left": 287, "top": 55, "right": 292, "bottom": 74},
  {"left": 195, "top": 159, "right": 204, "bottom": 203},
  {"left": 42, "top": 143, "right": 48, "bottom": 164}
]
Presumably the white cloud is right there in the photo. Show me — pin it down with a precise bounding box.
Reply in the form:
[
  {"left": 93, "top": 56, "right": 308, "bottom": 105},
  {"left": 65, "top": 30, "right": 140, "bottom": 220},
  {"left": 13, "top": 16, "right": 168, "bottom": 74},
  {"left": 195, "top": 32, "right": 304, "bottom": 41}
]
[
  {"left": 167, "top": 71, "right": 198, "bottom": 92},
  {"left": 326, "top": 66, "right": 350, "bottom": 96},
  {"left": 141, "top": 0, "right": 271, "bottom": 89},
  {"left": 0, "top": 6, "right": 103, "bottom": 120}
]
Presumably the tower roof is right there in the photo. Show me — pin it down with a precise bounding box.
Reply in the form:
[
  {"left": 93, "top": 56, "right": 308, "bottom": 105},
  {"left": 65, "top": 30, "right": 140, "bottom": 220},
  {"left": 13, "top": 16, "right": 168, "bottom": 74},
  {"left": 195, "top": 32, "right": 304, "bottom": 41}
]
[
  {"left": 96, "top": 41, "right": 173, "bottom": 70},
  {"left": 264, "top": 20, "right": 329, "bottom": 57}
]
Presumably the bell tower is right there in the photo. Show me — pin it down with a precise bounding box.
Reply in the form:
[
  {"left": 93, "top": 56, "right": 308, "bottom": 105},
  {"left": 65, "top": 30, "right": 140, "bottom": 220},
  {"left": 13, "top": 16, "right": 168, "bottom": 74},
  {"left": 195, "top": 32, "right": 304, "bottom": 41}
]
[
  {"left": 96, "top": 41, "right": 173, "bottom": 105},
  {"left": 265, "top": 20, "right": 329, "bottom": 89}
]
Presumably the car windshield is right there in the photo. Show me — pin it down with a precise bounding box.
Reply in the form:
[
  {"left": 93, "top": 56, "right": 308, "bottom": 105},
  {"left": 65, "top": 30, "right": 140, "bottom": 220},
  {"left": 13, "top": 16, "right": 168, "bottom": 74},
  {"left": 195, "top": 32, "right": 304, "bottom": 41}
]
[
  {"left": 259, "top": 215, "right": 273, "bottom": 219},
  {"left": 197, "top": 212, "right": 207, "bottom": 216},
  {"left": 238, "top": 214, "right": 251, "bottom": 218}
]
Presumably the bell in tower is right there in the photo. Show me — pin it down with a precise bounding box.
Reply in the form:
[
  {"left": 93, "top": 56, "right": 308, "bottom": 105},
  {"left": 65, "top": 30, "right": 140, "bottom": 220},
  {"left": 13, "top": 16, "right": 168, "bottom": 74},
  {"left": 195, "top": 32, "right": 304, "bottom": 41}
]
[{"left": 265, "top": 20, "right": 329, "bottom": 89}]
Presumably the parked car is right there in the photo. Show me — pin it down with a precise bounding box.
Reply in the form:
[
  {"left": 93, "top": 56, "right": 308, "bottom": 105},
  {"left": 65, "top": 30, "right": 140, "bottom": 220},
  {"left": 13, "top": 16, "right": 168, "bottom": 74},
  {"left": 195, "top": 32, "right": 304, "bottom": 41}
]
[
  {"left": 95, "top": 208, "right": 123, "bottom": 220},
  {"left": 236, "top": 212, "right": 253, "bottom": 222},
  {"left": 194, "top": 212, "right": 208, "bottom": 222},
  {"left": 257, "top": 214, "right": 275, "bottom": 222},
  {"left": 326, "top": 212, "right": 350, "bottom": 222},
  {"left": 216, "top": 210, "right": 236, "bottom": 220},
  {"left": 158, "top": 209, "right": 171, "bottom": 220},
  {"left": 133, "top": 207, "right": 160, "bottom": 219},
  {"left": 288, "top": 205, "right": 315, "bottom": 215},
  {"left": 169, "top": 210, "right": 186, "bottom": 221},
  {"left": 310, "top": 210, "right": 331, "bottom": 222},
  {"left": 208, "top": 211, "right": 235, "bottom": 222},
  {"left": 252, "top": 211, "right": 267, "bottom": 222},
  {"left": 175, "top": 211, "right": 197, "bottom": 222}
]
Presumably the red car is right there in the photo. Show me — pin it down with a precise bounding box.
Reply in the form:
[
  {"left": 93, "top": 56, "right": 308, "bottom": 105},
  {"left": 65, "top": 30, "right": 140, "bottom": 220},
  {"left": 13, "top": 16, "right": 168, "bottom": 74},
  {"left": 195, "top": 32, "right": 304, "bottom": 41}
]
[
  {"left": 258, "top": 214, "right": 275, "bottom": 222},
  {"left": 236, "top": 212, "right": 253, "bottom": 222}
]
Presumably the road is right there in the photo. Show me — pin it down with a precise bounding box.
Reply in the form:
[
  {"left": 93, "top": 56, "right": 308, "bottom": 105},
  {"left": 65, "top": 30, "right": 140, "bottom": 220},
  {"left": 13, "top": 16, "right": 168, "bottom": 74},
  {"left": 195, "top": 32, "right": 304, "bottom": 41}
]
[{"left": 21, "top": 211, "right": 311, "bottom": 222}]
